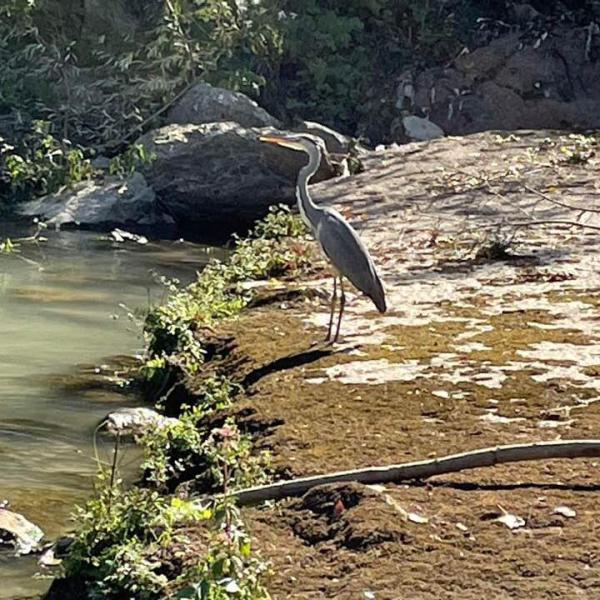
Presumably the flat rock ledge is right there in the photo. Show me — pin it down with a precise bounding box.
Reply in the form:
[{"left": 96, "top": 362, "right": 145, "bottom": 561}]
[{"left": 203, "top": 129, "right": 600, "bottom": 598}]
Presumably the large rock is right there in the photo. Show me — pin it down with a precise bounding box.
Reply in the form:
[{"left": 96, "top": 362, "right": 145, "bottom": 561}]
[
  {"left": 401, "top": 115, "right": 445, "bottom": 142},
  {"left": 0, "top": 507, "right": 44, "bottom": 555},
  {"left": 17, "top": 173, "right": 175, "bottom": 234},
  {"left": 138, "top": 122, "right": 336, "bottom": 236},
  {"left": 293, "top": 121, "right": 351, "bottom": 154},
  {"left": 166, "top": 82, "right": 281, "bottom": 129},
  {"left": 392, "top": 25, "right": 600, "bottom": 139}
]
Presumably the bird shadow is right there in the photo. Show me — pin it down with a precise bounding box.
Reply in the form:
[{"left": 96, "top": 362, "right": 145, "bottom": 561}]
[{"left": 242, "top": 344, "right": 334, "bottom": 388}]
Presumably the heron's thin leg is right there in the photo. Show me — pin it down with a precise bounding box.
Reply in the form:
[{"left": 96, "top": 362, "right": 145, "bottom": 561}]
[
  {"left": 333, "top": 277, "right": 345, "bottom": 343},
  {"left": 326, "top": 276, "right": 337, "bottom": 342}
]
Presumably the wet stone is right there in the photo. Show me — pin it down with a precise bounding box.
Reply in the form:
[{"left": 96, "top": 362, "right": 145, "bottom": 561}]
[{"left": 0, "top": 508, "right": 44, "bottom": 555}]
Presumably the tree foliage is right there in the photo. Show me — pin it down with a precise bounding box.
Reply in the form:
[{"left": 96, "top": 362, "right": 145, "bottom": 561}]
[
  {"left": 0, "top": 0, "right": 488, "bottom": 144},
  {"left": 2, "top": 0, "right": 600, "bottom": 204}
]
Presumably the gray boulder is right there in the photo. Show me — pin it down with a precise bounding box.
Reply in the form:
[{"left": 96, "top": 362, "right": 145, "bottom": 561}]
[
  {"left": 166, "top": 82, "right": 281, "bottom": 129},
  {"left": 138, "top": 122, "right": 336, "bottom": 236},
  {"left": 293, "top": 121, "right": 351, "bottom": 154},
  {"left": 0, "top": 507, "right": 44, "bottom": 555},
  {"left": 17, "top": 173, "right": 175, "bottom": 234},
  {"left": 402, "top": 116, "right": 445, "bottom": 141},
  {"left": 101, "top": 407, "right": 178, "bottom": 438}
]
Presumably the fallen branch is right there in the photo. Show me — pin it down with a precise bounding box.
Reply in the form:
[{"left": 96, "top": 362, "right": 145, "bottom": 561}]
[
  {"left": 108, "top": 81, "right": 196, "bottom": 151},
  {"left": 215, "top": 440, "right": 600, "bottom": 506},
  {"left": 481, "top": 219, "right": 600, "bottom": 233},
  {"left": 523, "top": 184, "right": 600, "bottom": 214}
]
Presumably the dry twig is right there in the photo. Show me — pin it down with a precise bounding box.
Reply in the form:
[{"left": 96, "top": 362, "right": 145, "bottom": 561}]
[
  {"left": 487, "top": 219, "right": 600, "bottom": 233},
  {"left": 523, "top": 184, "right": 600, "bottom": 215}
]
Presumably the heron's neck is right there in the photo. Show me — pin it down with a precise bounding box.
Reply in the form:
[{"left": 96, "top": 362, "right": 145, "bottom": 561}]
[{"left": 297, "top": 146, "right": 322, "bottom": 232}]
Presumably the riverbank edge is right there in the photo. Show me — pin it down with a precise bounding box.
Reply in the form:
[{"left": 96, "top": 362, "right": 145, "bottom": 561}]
[{"left": 44, "top": 206, "right": 319, "bottom": 598}]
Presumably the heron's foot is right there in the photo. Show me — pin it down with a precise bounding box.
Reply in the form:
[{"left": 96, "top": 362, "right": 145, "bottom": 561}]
[{"left": 325, "top": 334, "right": 344, "bottom": 347}]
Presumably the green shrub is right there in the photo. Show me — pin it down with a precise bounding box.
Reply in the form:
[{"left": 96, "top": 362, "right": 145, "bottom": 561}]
[
  {"left": 272, "top": 0, "right": 461, "bottom": 130},
  {"left": 0, "top": 120, "right": 92, "bottom": 203},
  {"left": 140, "top": 376, "right": 270, "bottom": 493},
  {"left": 143, "top": 206, "right": 309, "bottom": 376},
  {"left": 0, "top": 0, "right": 482, "bottom": 150},
  {"left": 65, "top": 486, "right": 171, "bottom": 598},
  {"left": 142, "top": 410, "right": 270, "bottom": 493},
  {"left": 61, "top": 206, "right": 309, "bottom": 598},
  {"left": 65, "top": 476, "right": 269, "bottom": 599},
  {"left": 0, "top": 0, "right": 282, "bottom": 149},
  {"left": 109, "top": 143, "right": 156, "bottom": 177},
  {"left": 3, "top": 0, "right": 600, "bottom": 154}
]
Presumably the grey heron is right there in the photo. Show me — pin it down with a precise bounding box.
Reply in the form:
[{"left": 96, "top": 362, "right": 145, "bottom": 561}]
[{"left": 259, "top": 133, "right": 387, "bottom": 343}]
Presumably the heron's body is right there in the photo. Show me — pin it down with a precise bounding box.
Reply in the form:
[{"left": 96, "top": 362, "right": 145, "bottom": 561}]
[
  {"left": 315, "top": 209, "right": 386, "bottom": 313},
  {"left": 260, "top": 133, "right": 387, "bottom": 342}
]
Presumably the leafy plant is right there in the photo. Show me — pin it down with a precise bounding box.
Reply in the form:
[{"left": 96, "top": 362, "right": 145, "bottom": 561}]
[
  {"left": 0, "top": 238, "right": 16, "bottom": 254},
  {"left": 273, "top": 0, "right": 461, "bottom": 130},
  {"left": 0, "top": 0, "right": 282, "bottom": 151},
  {"left": 173, "top": 497, "right": 270, "bottom": 600},
  {"left": 64, "top": 473, "right": 269, "bottom": 599},
  {"left": 143, "top": 206, "right": 309, "bottom": 376},
  {"left": 0, "top": 219, "right": 47, "bottom": 255},
  {"left": 142, "top": 410, "right": 269, "bottom": 493},
  {"left": 141, "top": 377, "right": 238, "bottom": 487},
  {"left": 60, "top": 207, "right": 306, "bottom": 598},
  {"left": 109, "top": 143, "right": 156, "bottom": 177},
  {"left": 0, "top": 0, "right": 470, "bottom": 156},
  {"left": 559, "top": 134, "right": 597, "bottom": 165},
  {"left": 1, "top": 120, "right": 92, "bottom": 203},
  {"left": 65, "top": 478, "right": 174, "bottom": 599},
  {"left": 251, "top": 203, "right": 308, "bottom": 240}
]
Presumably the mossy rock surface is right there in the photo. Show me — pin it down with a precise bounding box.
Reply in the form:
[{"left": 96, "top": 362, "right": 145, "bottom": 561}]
[{"left": 192, "top": 130, "right": 600, "bottom": 598}]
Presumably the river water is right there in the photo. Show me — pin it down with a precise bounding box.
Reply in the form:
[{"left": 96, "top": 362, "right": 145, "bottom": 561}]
[{"left": 0, "top": 224, "right": 216, "bottom": 599}]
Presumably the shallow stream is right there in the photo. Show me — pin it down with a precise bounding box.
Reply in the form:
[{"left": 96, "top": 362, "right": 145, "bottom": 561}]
[{"left": 0, "top": 223, "right": 214, "bottom": 599}]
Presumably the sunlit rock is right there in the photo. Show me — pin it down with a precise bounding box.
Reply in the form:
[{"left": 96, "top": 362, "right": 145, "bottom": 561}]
[
  {"left": 0, "top": 507, "right": 44, "bottom": 555},
  {"left": 17, "top": 173, "right": 175, "bottom": 235},
  {"left": 166, "top": 82, "right": 281, "bottom": 129},
  {"left": 102, "top": 407, "right": 178, "bottom": 437}
]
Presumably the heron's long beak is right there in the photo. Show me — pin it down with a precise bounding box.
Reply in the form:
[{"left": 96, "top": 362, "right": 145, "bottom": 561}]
[{"left": 259, "top": 135, "right": 304, "bottom": 152}]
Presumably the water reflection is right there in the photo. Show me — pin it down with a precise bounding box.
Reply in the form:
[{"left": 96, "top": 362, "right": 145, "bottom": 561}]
[{"left": 0, "top": 225, "right": 216, "bottom": 598}]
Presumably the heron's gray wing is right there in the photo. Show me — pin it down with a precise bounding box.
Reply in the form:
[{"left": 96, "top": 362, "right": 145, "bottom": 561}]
[{"left": 316, "top": 209, "right": 386, "bottom": 312}]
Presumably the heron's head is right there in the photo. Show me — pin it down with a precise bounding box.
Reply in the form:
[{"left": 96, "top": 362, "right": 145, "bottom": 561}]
[{"left": 259, "top": 133, "right": 326, "bottom": 156}]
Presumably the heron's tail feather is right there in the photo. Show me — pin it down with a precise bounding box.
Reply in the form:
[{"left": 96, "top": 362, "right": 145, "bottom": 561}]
[
  {"left": 370, "top": 273, "right": 387, "bottom": 313},
  {"left": 373, "top": 292, "right": 387, "bottom": 313}
]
